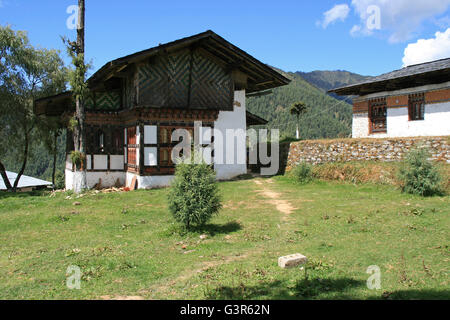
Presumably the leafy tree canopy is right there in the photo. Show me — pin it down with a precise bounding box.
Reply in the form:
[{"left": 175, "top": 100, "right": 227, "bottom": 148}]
[{"left": 0, "top": 25, "right": 67, "bottom": 190}]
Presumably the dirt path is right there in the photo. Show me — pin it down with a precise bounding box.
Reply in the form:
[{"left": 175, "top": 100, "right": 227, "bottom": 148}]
[
  {"left": 98, "top": 252, "right": 254, "bottom": 300},
  {"left": 254, "top": 179, "right": 296, "bottom": 220},
  {"left": 140, "top": 247, "right": 267, "bottom": 298}
]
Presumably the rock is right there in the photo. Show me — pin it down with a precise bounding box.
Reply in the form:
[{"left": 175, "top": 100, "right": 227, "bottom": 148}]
[
  {"left": 199, "top": 234, "right": 208, "bottom": 240},
  {"left": 278, "top": 253, "right": 308, "bottom": 269},
  {"left": 73, "top": 202, "right": 81, "bottom": 206}
]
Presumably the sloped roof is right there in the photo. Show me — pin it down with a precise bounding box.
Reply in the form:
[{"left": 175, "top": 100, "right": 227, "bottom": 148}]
[
  {"left": 330, "top": 58, "right": 450, "bottom": 96},
  {"left": 0, "top": 171, "right": 52, "bottom": 190},
  {"left": 246, "top": 111, "right": 268, "bottom": 126},
  {"left": 89, "top": 30, "right": 290, "bottom": 93}
]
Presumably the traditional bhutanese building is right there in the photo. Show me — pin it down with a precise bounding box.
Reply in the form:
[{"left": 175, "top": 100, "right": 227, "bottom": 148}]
[
  {"left": 35, "top": 31, "right": 290, "bottom": 190},
  {"left": 330, "top": 58, "right": 450, "bottom": 138}
]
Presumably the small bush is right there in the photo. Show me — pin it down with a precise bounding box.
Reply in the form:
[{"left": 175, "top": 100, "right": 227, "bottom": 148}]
[
  {"left": 398, "top": 148, "right": 443, "bottom": 197},
  {"left": 168, "top": 160, "right": 222, "bottom": 229},
  {"left": 70, "top": 151, "right": 86, "bottom": 170},
  {"left": 290, "top": 162, "right": 313, "bottom": 184},
  {"left": 54, "top": 170, "right": 65, "bottom": 190}
]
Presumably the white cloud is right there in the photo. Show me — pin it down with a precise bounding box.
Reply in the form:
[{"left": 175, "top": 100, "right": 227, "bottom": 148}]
[
  {"left": 350, "top": 25, "right": 361, "bottom": 36},
  {"left": 350, "top": 0, "right": 450, "bottom": 43},
  {"left": 402, "top": 28, "right": 450, "bottom": 66},
  {"left": 320, "top": 4, "right": 351, "bottom": 29}
]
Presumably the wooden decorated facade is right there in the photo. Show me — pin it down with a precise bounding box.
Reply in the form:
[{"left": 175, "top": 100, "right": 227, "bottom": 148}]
[{"left": 35, "top": 31, "right": 290, "bottom": 186}]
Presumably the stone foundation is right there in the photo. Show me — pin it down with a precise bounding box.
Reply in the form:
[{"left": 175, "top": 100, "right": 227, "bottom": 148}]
[{"left": 287, "top": 136, "right": 450, "bottom": 169}]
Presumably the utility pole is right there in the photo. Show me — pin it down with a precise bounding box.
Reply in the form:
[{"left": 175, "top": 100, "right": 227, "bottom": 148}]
[{"left": 74, "top": 0, "right": 87, "bottom": 192}]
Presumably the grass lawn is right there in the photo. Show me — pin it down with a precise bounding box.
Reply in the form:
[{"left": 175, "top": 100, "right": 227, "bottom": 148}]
[{"left": 0, "top": 177, "right": 448, "bottom": 300}]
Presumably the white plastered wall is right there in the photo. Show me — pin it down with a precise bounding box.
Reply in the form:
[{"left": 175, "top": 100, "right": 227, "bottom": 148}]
[
  {"left": 213, "top": 90, "right": 247, "bottom": 180},
  {"left": 126, "top": 171, "right": 174, "bottom": 189},
  {"left": 139, "top": 176, "right": 175, "bottom": 189},
  {"left": 65, "top": 170, "right": 125, "bottom": 190},
  {"left": 352, "top": 113, "right": 369, "bottom": 138},
  {"left": 387, "top": 102, "right": 450, "bottom": 137},
  {"left": 65, "top": 154, "right": 126, "bottom": 190}
]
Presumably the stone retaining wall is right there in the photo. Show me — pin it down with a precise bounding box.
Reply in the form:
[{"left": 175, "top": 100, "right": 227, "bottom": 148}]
[{"left": 286, "top": 136, "right": 450, "bottom": 169}]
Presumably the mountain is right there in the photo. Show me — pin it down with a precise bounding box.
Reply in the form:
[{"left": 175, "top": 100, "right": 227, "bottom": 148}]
[
  {"left": 297, "top": 70, "right": 371, "bottom": 92},
  {"left": 247, "top": 70, "right": 353, "bottom": 140},
  {"left": 296, "top": 70, "right": 372, "bottom": 101}
]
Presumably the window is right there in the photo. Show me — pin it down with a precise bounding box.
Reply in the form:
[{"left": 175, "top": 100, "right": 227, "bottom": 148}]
[
  {"left": 409, "top": 93, "right": 425, "bottom": 121},
  {"left": 144, "top": 147, "right": 158, "bottom": 166},
  {"left": 138, "top": 125, "right": 213, "bottom": 169},
  {"left": 98, "top": 130, "right": 105, "bottom": 153},
  {"left": 113, "top": 129, "right": 123, "bottom": 154},
  {"left": 160, "top": 148, "right": 170, "bottom": 166},
  {"left": 144, "top": 125, "right": 157, "bottom": 144},
  {"left": 126, "top": 126, "right": 137, "bottom": 166},
  {"left": 127, "top": 127, "right": 137, "bottom": 145},
  {"left": 369, "top": 98, "right": 387, "bottom": 133},
  {"left": 160, "top": 128, "right": 169, "bottom": 144}
]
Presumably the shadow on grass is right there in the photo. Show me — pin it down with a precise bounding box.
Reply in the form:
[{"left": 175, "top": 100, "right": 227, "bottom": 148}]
[
  {"left": 0, "top": 190, "right": 47, "bottom": 200},
  {"left": 205, "top": 277, "right": 365, "bottom": 300},
  {"left": 190, "top": 221, "right": 242, "bottom": 236},
  {"left": 382, "top": 289, "right": 450, "bottom": 300}
]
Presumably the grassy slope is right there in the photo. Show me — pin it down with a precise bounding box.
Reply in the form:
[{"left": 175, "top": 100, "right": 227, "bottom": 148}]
[{"left": 0, "top": 178, "right": 448, "bottom": 300}]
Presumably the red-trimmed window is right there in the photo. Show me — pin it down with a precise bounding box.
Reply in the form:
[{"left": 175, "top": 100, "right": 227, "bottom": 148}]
[
  {"left": 127, "top": 127, "right": 137, "bottom": 166},
  {"left": 409, "top": 93, "right": 425, "bottom": 121},
  {"left": 369, "top": 98, "right": 387, "bottom": 133}
]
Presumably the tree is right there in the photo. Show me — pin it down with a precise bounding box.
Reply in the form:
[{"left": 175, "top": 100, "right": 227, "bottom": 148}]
[
  {"left": 168, "top": 160, "right": 222, "bottom": 230},
  {"left": 398, "top": 148, "right": 444, "bottom": 197},
  {"left": 0, "top": 25, "right": 67, "bottom": 192},
  {"left": 37, "top": 117, "right": 64, "bottom": 188},
  {"left": 63, "top": 0, "right": 88, "bottom": 193},
  {"left": 290, "top": 101, "right": 308, "bottom": 140}
]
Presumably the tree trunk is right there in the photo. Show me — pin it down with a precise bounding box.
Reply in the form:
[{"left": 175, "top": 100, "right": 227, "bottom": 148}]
[
  {"left": 0, "top": 161, "right": 13, "bottom": 191},
  {"left": 52, "top": 131, "right": 57, "bottom": 188},
  {"left": 13, "top": 130, "right": 29, "bottom": 192},
  {"left": 73, "top": 0, "right": 87, "bottom": 193}
]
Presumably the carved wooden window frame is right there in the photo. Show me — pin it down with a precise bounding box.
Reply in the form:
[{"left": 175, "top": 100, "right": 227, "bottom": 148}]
[
  {"left": 409, "top": 93, "right": 425, "bottom": 121},
  {"left": 369, "top": 97, "right": 387, "bottom": 134}
]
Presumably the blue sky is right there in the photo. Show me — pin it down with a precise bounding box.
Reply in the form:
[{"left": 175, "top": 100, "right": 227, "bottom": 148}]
[{"left": 0, "top": 0, "right": 449, "bottom": 76}]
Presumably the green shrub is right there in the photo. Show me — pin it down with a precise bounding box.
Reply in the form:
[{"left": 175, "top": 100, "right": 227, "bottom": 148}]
[
  {"left": 168, "top": 160, "right": 222, "bottom": 229},
  {"left": 290, "top": 162, "right": 314, "bottom": 184},
  {"left": 70, "top": 151, "right": 86, "bottom": 170},
  {"left": 54, "top": 170, "right": 65, "bottom": 190},
  {"left": 398, "top": 148, "right": 443, "bottom": 197}
]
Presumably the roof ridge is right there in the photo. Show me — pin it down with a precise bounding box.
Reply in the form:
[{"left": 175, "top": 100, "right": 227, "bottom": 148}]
[{"left": 405, "top": 57, "right": 450, "bottom": 68}]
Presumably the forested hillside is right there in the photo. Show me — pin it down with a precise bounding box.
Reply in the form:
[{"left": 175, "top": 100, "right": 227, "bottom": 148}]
[
  {"left": 247, "top": 71, "right": 353, "bottom": 140},
  {"left": 2, "top": 134, "right": 67, "bottom": 185}
]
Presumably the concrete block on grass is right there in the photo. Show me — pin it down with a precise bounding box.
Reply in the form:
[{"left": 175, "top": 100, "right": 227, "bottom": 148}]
[{"left": 278, "top": 254, "right": 308, "bottom": 268}]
